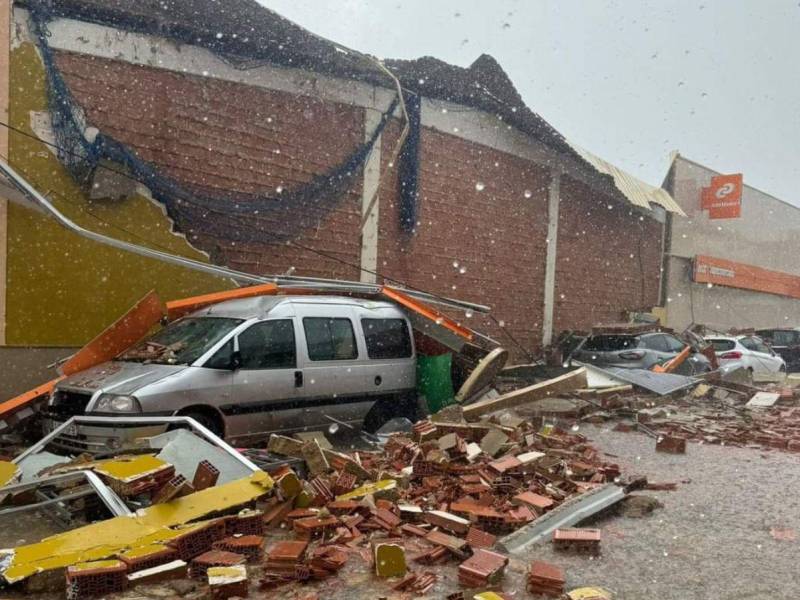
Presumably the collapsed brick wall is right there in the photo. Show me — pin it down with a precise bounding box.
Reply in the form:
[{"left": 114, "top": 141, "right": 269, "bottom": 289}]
[
  {"left": 52, "top": 51, "right": 663, "bottom": 359},
  {"left": 553, "top": 177, "right": 663, "bottom": 333}
]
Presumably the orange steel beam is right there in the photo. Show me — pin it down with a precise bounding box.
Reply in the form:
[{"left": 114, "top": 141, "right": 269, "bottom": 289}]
[
  {"left": 0, "top": 377, "right": 64, "bottom": 422},
  {"left": 165, "top": 283, "right": 279, "bottom": 320},
  {"left": 61, "top": 290, "right": 165, "bottom": 375},
  {"left": 381, "top": 286, "right": 473, "bottom": 341},
  {"left": 652, "top": 345, "right": 691, "bottom": 374}
]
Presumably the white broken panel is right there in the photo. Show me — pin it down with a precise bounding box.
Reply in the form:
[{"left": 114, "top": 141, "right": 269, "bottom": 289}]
[{"left": 746, "top": 392, "right": 780, "bottom": 408}]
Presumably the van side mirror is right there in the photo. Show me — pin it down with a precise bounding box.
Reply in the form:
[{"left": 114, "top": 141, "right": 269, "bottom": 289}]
[{"left": 229, "top": 350, "right": 243, "bottom": 371}]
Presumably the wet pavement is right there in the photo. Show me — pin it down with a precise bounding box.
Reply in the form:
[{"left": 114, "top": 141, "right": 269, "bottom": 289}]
[{"left": 522, "top": 424, "right": 800, "bottom": 600}]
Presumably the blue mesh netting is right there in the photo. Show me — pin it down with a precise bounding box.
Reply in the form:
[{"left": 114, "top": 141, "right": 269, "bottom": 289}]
[{"left": 27, "top": 3, "right": 400, "bottom": 243}]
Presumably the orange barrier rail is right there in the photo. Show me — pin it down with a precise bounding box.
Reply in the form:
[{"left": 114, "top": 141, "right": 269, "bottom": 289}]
[
  {"left": 61, "top": 290, "right": 165, "bottom": 376},
  {"left": 0, "top": 377, "right": 63, "bottom": 425},
  {"left": 165, "top": 283, "right": 279, "bottom": 321},
  {"left": 652, "top": 345, "right": 691, "bottom": 374},
  {"left": 381, "top": 286, "right": 473, "bottom": 341}
]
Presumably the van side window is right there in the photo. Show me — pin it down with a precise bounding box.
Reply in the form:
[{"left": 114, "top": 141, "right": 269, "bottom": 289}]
[
  {"left": 303, "top": 317, "right": 357, "bottom": 361},
  {"left": 361, "top": 318, "right": 412, "bottom": 359},
  {"left": 239, "top": 320, "right": 296, "bottom": 369}
]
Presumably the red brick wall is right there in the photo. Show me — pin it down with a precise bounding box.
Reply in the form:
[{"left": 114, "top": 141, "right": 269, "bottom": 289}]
[
  {"left": 377, "top": 123, "right": 550, "bottom": 357},
  {"left": 553, "top": 177, "right": 663, "bottom": 333},
  {"left": 52, "top": 52, "right": 664, "bottom": 358},
  {"left": 54, "top": 51, "right": 364, "bottom": 281}
]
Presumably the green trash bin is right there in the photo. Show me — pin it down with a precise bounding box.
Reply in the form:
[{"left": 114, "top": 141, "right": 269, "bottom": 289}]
[{"left": 417, "top": 353, "right": 455, "bottom": 414}]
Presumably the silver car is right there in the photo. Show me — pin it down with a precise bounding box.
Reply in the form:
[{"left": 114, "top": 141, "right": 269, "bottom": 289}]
[
  {"left": 573, "top": 331, "right": 711, "bottom": 375},
  {"left": 43, "top": 296, "right": 418, "bottom": 448}
]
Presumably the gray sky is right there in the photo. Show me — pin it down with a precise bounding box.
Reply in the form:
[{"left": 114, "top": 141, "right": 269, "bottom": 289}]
[{"left": 261, "top": 0, "right": 800, "bottom": 204}]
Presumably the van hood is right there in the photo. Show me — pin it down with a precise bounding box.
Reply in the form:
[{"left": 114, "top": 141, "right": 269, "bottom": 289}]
[{"left": 58, "top": 361, "right": 187, "bottom": 395}]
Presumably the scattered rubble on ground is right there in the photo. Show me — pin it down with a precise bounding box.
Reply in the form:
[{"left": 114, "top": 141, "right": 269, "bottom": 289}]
[{"left": 2, "top": 314, "right": 800, "bottom": 599}]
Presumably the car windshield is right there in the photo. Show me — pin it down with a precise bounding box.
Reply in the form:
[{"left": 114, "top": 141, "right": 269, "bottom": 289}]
[{"left": 117, "top": 317, "right": 243, "bottom": 365}]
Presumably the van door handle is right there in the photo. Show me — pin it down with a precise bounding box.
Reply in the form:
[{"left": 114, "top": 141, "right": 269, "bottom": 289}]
[
  {"left": 374, "top": 375, "right": 382, "bottom": 386},
  {"left": 295, "top": 371, "right": 303, "bottom": 388}
]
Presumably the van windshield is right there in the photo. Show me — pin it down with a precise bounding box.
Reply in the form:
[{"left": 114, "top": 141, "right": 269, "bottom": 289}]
[{"left": 117, "top": 317, "right": 243, "bottom": 365}]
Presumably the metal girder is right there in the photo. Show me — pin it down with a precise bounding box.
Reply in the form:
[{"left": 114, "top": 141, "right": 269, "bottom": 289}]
[
  {"left": 499, "top": 483, "right": 626, "bottom": 554},
  {"left": 12, "top": 416, "right": 261, "bottom": 473},
  {"left": 0, "top": 470, "right": 131, "bottom": 518}
]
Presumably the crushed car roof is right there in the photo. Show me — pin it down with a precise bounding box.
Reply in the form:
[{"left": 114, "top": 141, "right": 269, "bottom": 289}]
[{"left": 196, "top": 295, "right": 403, "bottom": 320}]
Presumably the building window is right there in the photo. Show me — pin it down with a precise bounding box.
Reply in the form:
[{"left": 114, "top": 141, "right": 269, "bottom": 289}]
[
  {"left": 361, "top": 318, "right": 412, "bottom": 359},
  {"left": 303, "top": 317, "right": 358, "bottom": 361},
  {"left": 238, "top": 320, "right": 296, "bottom": 369}
]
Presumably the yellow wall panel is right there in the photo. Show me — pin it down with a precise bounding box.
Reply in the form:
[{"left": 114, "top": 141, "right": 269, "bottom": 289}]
[{"left": 7, "top": 43, "right": 232, "bottom": 346}]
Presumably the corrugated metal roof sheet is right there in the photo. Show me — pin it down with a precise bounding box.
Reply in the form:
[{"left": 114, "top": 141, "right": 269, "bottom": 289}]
[{"left": 567, "top": 142, "right": 686, "bottom": 216}]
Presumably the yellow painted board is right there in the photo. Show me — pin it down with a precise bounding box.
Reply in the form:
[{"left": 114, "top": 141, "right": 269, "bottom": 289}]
[
  {"left": 68, "top": 560, "right": 125, "bottom": 572},
  {"left": 0, "top": 460, "right": 20, "bottom": 488},
  {"left": 567, "top": 587, "right": 612, "bottom": 600},
  {"left": 374, "top": 543, "right": 405, "bottom": 578},
  {"left": 7, "top": 43, "right": 232, "bottom": 346},
  {"left": 335, "top": 479, "right": 396, "bottom": 502},
  {"left": 118, "top": 543, "right": 171, "bottom": 560},
  {"left": 0, "top": 471, "right": 272, "bottom": 583},
  {"left": 94, "top": 455, "right": 170, "bottom": 483}
]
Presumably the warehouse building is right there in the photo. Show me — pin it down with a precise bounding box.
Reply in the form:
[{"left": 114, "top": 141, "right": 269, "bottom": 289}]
[{"left": 662, "top": 152, "right": 800, "bottom": 330}]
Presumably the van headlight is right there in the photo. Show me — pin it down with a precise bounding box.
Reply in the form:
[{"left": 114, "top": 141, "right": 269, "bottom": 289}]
[{"left": 95, "top": 394, "right": 142, "bottom": 413}]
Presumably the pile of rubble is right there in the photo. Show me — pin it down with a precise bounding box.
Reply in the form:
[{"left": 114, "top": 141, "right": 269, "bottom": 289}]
[
  {"left": 249, "top": 410, "right": 627, "bottom": 597},
  {"left": 590, "top": 374, "right": 800, "bottom": 454},
  {"left": 0, "top": 401, "right": 634, "bottom": 599}
]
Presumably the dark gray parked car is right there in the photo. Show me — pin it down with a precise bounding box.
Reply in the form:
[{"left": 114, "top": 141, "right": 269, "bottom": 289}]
[{"left": 573, "top": 331, "right": 711, "bottom": 375}]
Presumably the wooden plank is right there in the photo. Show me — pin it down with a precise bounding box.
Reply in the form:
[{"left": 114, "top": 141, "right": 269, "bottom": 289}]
[
  {"left": 165, "top": 283, "right": 278, "bottom": 320},
  {"left": 576, "top": 384, "right": 633, "bottom": 397},
  {"left": 462, "top": 368, "right": 587, "bottom": 420},
  {"left": 61, "top": 290, "right": 164, "bottom": 375}
]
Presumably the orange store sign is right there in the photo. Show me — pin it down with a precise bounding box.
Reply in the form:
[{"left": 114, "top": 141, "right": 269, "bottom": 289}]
[
  {"left": 693, "top": 255, "right": 800, "bottom": 300},
  {"left": 701, "top": 173, "right": 742, "bottom": 219}
]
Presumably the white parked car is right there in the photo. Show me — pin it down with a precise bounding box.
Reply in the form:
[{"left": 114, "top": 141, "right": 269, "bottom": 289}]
[{"left": 706, "top": 335, "right": 786, "bottom": 374}]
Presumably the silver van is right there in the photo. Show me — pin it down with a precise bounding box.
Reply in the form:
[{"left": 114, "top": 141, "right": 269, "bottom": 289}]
[{"left": 43, "top": 296, "right": 419, "bottom": 448}]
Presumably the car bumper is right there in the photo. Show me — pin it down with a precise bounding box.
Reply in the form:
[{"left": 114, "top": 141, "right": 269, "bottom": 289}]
[{"left": 41, "top": 414, "right": 169, "bottom": 454}]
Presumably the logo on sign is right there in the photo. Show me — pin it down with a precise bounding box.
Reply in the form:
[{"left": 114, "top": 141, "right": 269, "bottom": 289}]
[
  {"left": 700, "top": 173, "right": 742, "bottom": 219},
  {"left": 714, "top": 183, "right": 736, "bottom": 199}
]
